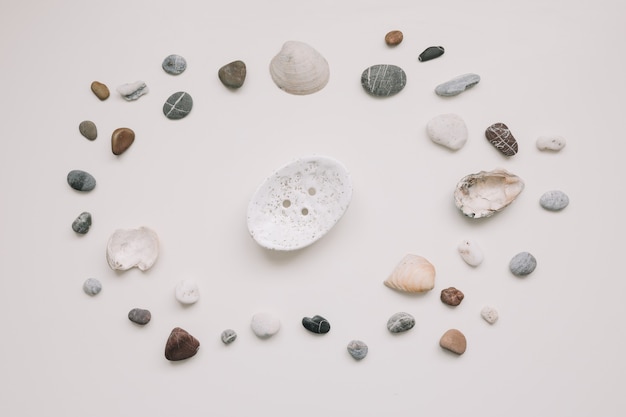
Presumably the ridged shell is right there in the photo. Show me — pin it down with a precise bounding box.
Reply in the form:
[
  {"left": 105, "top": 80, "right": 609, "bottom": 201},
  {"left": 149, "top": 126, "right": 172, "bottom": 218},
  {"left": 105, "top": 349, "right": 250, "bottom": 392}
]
[
  {"left": 454, "top": 169, "right": 524, "bottom": 218},
  {"left": 269, "top": 41, "right": 330, "bottom": 95},
  {"left": 106, "top": 227, "right": 159, "bottom": 271},
  {"left": 383, "top": 254, "right": 436, "bottom": 293}
]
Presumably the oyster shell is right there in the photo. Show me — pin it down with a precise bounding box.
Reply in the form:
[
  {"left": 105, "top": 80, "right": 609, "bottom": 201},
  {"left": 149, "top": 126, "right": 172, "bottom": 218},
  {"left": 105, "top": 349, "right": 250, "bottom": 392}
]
[
  {"left": 106, "top": 227, "right": 159, "bottom": 271},
  {"left": 383, "top": 254, "right": 436, "bottom": 293},
  {"left": 454, "top": 169, "right": 524, "bottom": 218},
  {"left": 269, "top": 41, "right": 330, "bottom": 95}
]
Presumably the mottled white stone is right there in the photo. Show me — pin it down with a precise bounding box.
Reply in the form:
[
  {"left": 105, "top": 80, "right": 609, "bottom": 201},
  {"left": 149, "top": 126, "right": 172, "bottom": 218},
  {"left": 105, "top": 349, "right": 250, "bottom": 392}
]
[
  {"left": 426, "top": 113, "right": 468, "bottom": 150},
  {"left": 251, "top": 312, "right": 281, "bottom": 338},
  {"left": 536, "top": 136, "right": 566, "bottom": 151},
  {"left": 481, "top": 306, "right": 499, "bottom": 324},
  {"left": 175, "top": 279, "right": 200, "bottom": 305},
  {"left": 457, "top": 239, "right": 484, "bottom": 266}
]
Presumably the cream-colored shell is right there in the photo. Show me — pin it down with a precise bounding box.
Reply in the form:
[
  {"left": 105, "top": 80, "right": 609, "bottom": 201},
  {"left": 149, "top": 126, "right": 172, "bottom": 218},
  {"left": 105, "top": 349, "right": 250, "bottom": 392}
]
[
  {"left": 384, "top": 254, "right": 436, "bottom": 293},
  {"left": 106, "top": 227, "right": 159, "bottom": 271},
  {"left": 454, "top": 168, "right": 524, "bottom": 218},
  {"left": 269, "top": 41, "right": 330, "bottom": 95}
]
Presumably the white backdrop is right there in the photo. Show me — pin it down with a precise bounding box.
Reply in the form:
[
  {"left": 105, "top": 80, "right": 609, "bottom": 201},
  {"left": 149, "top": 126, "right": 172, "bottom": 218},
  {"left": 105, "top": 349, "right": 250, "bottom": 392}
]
[{"left": 1, "top": 1, "right": 625, "bottom": 416}]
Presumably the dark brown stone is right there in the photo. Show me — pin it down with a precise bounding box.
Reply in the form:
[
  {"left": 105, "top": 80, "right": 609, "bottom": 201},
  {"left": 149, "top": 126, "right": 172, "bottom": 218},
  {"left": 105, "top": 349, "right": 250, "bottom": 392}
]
[
  {"left": 485, "top": 122, "right": 518, "bottom": 156},
  {"left": 385, "top": 30, "right": 403, "bottom": 46},
  {"left": 165, "top": 327, "right": 200, "bottom": 361},
  {"left": 111, "top": 128, "right": 135, "bottom": 155},
  {"left": 441, "top": 287, "right": 464, "bottom": 306},
  {"left": 439, "top": 329, "right": 467, "bottom": 355},
  {"left": 91, "top": 81, "right": 110, "bottom": 100}
]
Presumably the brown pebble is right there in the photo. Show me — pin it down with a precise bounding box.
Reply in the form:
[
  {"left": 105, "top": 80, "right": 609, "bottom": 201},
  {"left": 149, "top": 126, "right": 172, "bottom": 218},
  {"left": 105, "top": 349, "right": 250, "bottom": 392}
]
[
  {"left": 164, "top": 327, "right": 200, "bottom": 361},
  {"left": 441, "top": 287, "right": 464, "bottom": 306},
  {"left": 111, "top": 127, "right": 135, "bottom": 155},
  {"left": 91, "top": 81, "right": 110, "bottom": 100},
  {"left": 385, "top": 30, "right": 403, "bottom": 46},
  {"left": 439, "top": 329, "right": 467, "bottom": 355}
]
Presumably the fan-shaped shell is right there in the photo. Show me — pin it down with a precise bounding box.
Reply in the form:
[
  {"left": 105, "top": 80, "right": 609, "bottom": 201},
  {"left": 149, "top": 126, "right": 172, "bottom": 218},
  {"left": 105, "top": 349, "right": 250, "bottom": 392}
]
[
  {"left": 106, "top": 227, "right": 159, "bottom": 271},
  {"left": 384, "top": 254, "right": 436, "bottom": 293},
  {"left": 269, "top": 41, "right": 330, "bottom": 95},
  {"left": 454, "top": 168, "right": 524, "bottom": 218}
]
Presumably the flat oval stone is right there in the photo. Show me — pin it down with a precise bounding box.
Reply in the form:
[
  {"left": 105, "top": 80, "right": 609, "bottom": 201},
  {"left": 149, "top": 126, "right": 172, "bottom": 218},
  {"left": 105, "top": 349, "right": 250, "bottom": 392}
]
[
  {"left": 128, "top": 308, "right": 151, "bottom": 325},
  {"left": 435, "top": 73, "right": 480, "bottom": 97},
  {"left": 165, "top": 327, "right": 200, "bottom": 361},
  {"left": 481, "top": 306, "right": 499, "bottom": 324},
  {"left": 536, "top": 135, "right": 566, "bottom": 151},
  {"left": 457, "top": 239, "right": 484, "bottom": 267},
  {"left": 540, "top": 190, "right": 569, "bottom": 211},
  {"left": 175, "top": 279, "right": 200, "bottom": 305},
  {"left": 509, "top": 252, "right": 537, "bottom": 276},
  {"left": 90, "top": 81, "right": 109, "bottom": 100},
  {"left": 162, "top": 54, "right": 187, "bottom": 75},
  {"left": 361, "top": 64, "right": 407, "bottom": 97},
  {"left": 250, "top": 312, "right": 281, "bottom": 338},
  {"left": 302, "top": 315, "right": 331, "bottom": 334},
  {"left": 419, "top": 46, "right": 445, "bottom": 62},
  {"left": 384, "top": 30, "right": 403, "bottom": 46},
  {"left": 485, "top": 122, "right": 518, "bottom": 156},
  {"left": 426, "top": 113, "right": 468, "bottom": 150},
  {"left": 218, "top": 60, "right": 247, "bottom": 89},
  {"left": 386, "top": 312, "right": 415, "bottom": 333},
  {"left": 116, "top": 81, "right": 149, "bottom": 101},
  {"left": 83, "top": 278, "right": 102, "bottom": 296},
  {"left": 347, "top": 340, "right": 368, "bottom": 360},
  {"left": 441, "top": 287, "right": 464, "bottom": 306},
  {"left": 111, "top": 127, "right": 135, "bottom": 155},
  {"left": 163, "top": 91, "right": 193, "bottom": 120},
  {"left": 67, "top": 170, "right": 96, "bottom": 191},
  {"left": 79, "top": 120, "right": 97, "bottom": 140},
  {"left": 72, "top": 211, "right": 92, "bottom": 234},
  {"left": 221, "top": 329, "right": 237, "bottom": 345},
  {"left": 439, "top": 329, "right": 466, "bottom": 355}
]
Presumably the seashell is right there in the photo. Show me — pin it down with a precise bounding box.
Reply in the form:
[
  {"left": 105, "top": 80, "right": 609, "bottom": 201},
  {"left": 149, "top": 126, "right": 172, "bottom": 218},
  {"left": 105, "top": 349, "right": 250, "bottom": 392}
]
[
  {"left": 247, "top": 155, "right": 352, "bottom": 251},
  {"left": 457, "top": 239, "right": 484, "bottom": 266},
  {"left": 164, "top": 327, "right": 200, "bottom": 361},
  {"left": 386, "top": 312, "right": 415, "bottom": 333},
  {"left": 106, "top": 226, "right": 159, "bottom": 271},
  {"left": 269, "top": 41, "right": 330, "bottom": 95},
  {"left": 454, "top": 168, "right": 525, "bottom": 219},
  {"left": 384, "top": 254, "right": 436, "bottom": 293},
  {"left": 116, "top": 80, "right": 149, "bottom": 101}
]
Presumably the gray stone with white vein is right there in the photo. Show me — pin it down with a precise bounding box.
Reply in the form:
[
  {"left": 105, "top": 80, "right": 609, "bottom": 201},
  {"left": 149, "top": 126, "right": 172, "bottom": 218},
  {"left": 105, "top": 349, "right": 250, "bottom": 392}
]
[
  {"left": 361, "top": 64, "right": 406, "bottom": 97},
  {"left": 163, "top": 91, "right": 193, "bottom": 120}
]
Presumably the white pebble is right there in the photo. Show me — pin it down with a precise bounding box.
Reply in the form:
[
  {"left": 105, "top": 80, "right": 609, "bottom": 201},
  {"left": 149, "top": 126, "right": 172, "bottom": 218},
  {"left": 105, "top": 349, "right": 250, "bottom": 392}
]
[
  {"left": 457, "top": 239, "right": 484, "bottom": 266},
  {"left": 536, "top": 136, "right": 566, "bottom": 151},
  {"left": 175, "top": 279, "right": 200, "bottom": 305},
  {"left": 481, "top": 306, "right": 499, "bottom": 324},
  {"left": 426, "top": 113, "right": 468, "bottom": 150},
  {"left": 250, "top": 312, "right": 281, "bottom": 338}
]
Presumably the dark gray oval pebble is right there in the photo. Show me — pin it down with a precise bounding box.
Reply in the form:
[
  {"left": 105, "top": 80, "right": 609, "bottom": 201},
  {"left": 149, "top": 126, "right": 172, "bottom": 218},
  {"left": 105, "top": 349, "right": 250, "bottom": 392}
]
[
  {"left": 83, "top": 278, "right": 102, "bottom": 296},
  {"left": 361, "top": 64, "right": 407, "bottom": 97},
  {"left": 67, "top": 170, "right": 96, "bottom": 191},
  {"left": 79, "top": 121, "right": 97, "bottom": 140},
  {"left": 163, "top": 91, "right": 193, "bottom": 120},
  {"left": 218, "top": 60, "right": 247, "bottom": 89},
  {"left": 162, "top": 54, "right": 187, "bottom": 75},
  {"left": 128, "top": 308, "right": 151, "bottom": 325},
  {"left": 509, "top": 252, "right": 537, "bottom": 276},
  {"left": 387, "top": 312, "right": 415, "bottom": 333},
  {"left": 72, "top": 212, "right": 92, "bottom": 234},
  {"left": 347, "top": 340, "right": 368, "bottom": 360},
  {"left": 418, "top": 46, "right": 445, "bottom": 62},
  {"left": 540, "top": 190, "right": 569, "bottom": 211},
  {"left": 221, "top": 329, "right": 237, "bottom": 344},
  {"left": 302, "top": 315, "right": 331, "bottom": 334}
]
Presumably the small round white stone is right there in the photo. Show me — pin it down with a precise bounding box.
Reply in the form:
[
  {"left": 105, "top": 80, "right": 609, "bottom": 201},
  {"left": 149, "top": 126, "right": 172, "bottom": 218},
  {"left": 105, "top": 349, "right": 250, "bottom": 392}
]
[
  {"left": 481, "top": 306, "right": 499, "bottom": 324},
  {"left": 426, "top": 113, "right": 468, "bottom": 150},
  {"left": 250, "top": 312, "right": 281, "bottom": 338},
  {"left": 175, "top": 279, "right": 200, "bottom": 305},
  {"left": 457, "top": 239, "right": 484, "bottom": 266},
  {"left": 536, "top": 136, "right": 566, "bottom": 151}
]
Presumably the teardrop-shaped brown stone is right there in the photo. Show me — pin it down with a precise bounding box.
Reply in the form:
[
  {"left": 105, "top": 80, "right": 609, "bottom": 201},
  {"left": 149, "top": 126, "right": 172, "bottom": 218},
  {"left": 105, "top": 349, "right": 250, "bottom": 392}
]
[
  {"left": 165, "top": 327, "right": 200, "bottom": 361},
  {"left": 91, "top": 81, "right": 110, "bottom": 100},
  {"left": 111, "top": 127, "right": 135, "bottom": 155}
]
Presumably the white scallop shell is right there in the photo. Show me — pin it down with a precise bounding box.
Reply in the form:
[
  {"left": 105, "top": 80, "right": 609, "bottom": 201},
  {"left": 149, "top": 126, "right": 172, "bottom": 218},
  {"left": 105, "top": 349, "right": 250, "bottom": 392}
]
[
  {"left": 106, "top": 227, "right": 159, "bottom": 271},
  {"left": 383, "top": 254, "right": 436, "bottom": 293},
  {"left": 247, "top": 156, "right": 352, "bottom": 251},
  {"left": 269, "top": 41, "right": 330, "bottom": 95},
  {"left": 454, "top": 168, "right": 524, "bottom": 218}
]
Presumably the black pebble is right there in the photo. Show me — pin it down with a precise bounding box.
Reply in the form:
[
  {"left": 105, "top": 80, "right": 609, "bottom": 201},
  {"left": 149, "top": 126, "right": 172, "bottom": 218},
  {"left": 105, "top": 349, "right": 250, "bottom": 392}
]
[
  {"left": 418, "top": 46, "right": 445, "bottom": 62},
  {"left": 302, "top": 315, "right": 331, "bottom": 334}
]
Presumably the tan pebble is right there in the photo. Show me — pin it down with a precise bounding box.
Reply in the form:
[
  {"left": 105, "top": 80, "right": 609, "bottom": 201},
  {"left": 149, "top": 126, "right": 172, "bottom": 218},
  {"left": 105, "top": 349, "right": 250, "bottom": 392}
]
[
  {"left": 91, "top": 81, "right": 110, "bottom": 100},
  {"left": 385, "top": 30, "right": 403, "bottom": 46},
  {"left": 111, "top": 127, "right": 135, "bottom": 155},
  {"left": 439, "top": 329, "right": 467, "bottom": 355}
]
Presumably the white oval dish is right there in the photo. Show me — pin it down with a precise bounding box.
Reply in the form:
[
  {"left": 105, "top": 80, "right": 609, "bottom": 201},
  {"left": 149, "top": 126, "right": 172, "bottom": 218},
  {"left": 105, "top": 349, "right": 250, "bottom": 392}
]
[{"left": 247, "top": 156, "right": 352, "bottom": 251}]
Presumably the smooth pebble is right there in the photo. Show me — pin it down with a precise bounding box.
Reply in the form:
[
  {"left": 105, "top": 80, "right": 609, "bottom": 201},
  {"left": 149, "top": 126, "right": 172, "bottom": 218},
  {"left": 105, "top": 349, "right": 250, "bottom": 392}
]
[
  {"left": 111, "top": 127, "right": 135, "bottom": 155},
  {"left": 302, "top": 315, "right": 331, "bottom": 334},
  {"left": 128, "top": 308, "right": 151, "bottom": 325},
  {"left": 83, "top": 278, "right": 102, "bottom": 296},
  {"left": 536, "top": 136, "right": 566, "bottom": 151},
  {"left": 251, "top": 312, "right": 281, "bottom": 338},
  {"left": 162, "top": 54, "right": 187, "bottom": 75},
  {"left": 419, "top": 46, "right": 445, "bottom": 62},
  {"left": 163, "top": 91, "right": 193, "bottom": 120},
  {"left": 441, "top": 287, "right": 464, "bottom": 306},
  {"left": 384, "top": 30, "right": 403, "bottom": 46},
  {"left": 361, "top": 64, "right": 407, "bottom": 97},
  {"left": 67, "top": 170, "right": 96, "bottom": 191},
  {"left": 72, "top": 211, "right": 92, "bottom": 234},
  {"left": 175, "top": 279, "right": 200, "bottom": 305},
  {"left": 347, "top": 340, "right": 368, "bottom": 360},
  {"left": 485, "top": 122, "right": 519, "bottom": 156},
  {"left": 481, "top": 306, "right": 499, "bottom": 324},
  {"left": 439, "top": 329, "right": 467, "bottom": 355},
  {"left": 509, "top": 252, "right": 537, "bottom": 276},
  {"left": 79, "top": 120, "right": 97, "bottom": 140},
  {"left": 90, "top": 81, "right": 109, "bottom": 100},
  {"left": 426, "top": 113, "right": 468, "bottom": 150},
  {"left": 386, "top": 312, "right": 415, "bottom": 333},
  {"left": 117, "top": 81, "right": 149, "bottom": 101},
  {"left": 435, "top": 73, "right": 480, "bottom": 96},
  {"left": 164, "top": 327, "right": 200, "bottom": 361},
  {"left": 540, "top": 190, "right": 569, "bottom": 211},
  {"left": 218, "top": 60, "right": 247, "bottom": 88},
  {"left": 221, "top": 329, "right": 237, "bottom": 345},
  {"left": 457, "top": 239, "right": 484, "bottom": 266}
]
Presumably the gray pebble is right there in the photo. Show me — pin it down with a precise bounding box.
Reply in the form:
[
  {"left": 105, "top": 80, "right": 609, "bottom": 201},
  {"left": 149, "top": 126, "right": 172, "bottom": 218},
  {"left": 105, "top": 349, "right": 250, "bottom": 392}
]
[
  {"left": 386, "top": 312, "right": 415, "bottom": 333},
  {"left": 79, "top": 120, "right": 97, "bottom": 140},
  {"left": 83, "top": 278, "right": 102, "bottom": 296},
  {"left": 435, "top": 73, "right": 480, "bottom": 97},
  {"left": 128, "top": 308, "right": 151, "bottom": 325},
  {"left": 163, "top": 91, "right": 193, "bottom": 120},
  {"left": 509, "top": 252, "right": 537, "bottom": 276},
  {"left": 347, "top": 340, "right": 368, "bottom": 360},
  {"left": 67, "top": 170, "right": 96, "bottom": 191},
  {"left": 540, "top": 190, "right": 569, "bottom": 211},
  {"left": 221, "top": 329, "right": 237, "bottom": 344},
  {"left": 162, "top": 54, "right": 187, "bottom": 75},
  {"left": 361, "top": 64, "right": 407, "bottom": 97},
  {"left": 72, "top": 212, "right": 92, "bottom": 234},
  {"left": 218, "top": 60, "right": 247, "bottom": 89}
]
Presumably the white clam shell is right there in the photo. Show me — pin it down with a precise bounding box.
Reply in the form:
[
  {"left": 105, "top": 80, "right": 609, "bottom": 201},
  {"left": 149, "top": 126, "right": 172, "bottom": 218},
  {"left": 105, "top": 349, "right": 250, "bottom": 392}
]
[
  {"left": 269, "top": 41, "right": 330, "bottom": 95},
  {"left": 247, "top": 156, "right": 352, "bottom": 251},
  {"left": 454, "top": 168, "right": 524, "bottom": 219},
  {"left": 106, "top": 227, "right": 159, "bottom": 271},
  {"left": 457, "top": 239, "right": 484, "bottom": 266},
  {"left": 175, "top": 279, "right": 200, "bottom": 305},
  {"left": 384, "top": 254, "right": 436, "bottom": 293}
]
